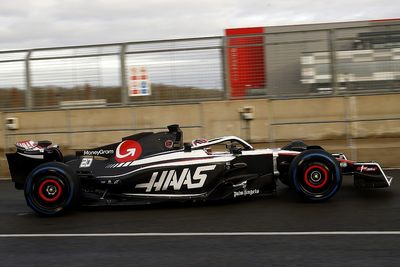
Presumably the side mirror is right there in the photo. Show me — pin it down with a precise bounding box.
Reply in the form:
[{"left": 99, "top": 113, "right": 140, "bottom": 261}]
[{"left": 228, "top": 144, "right": 242, "bottom": 155}]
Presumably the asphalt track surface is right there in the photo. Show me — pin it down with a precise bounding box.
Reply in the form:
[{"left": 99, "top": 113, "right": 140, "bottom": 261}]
[{"left": 1, "top": 171, "right": 400, "bottom": 266}]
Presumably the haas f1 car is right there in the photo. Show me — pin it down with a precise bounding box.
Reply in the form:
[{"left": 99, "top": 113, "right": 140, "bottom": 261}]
[{"left": 6, "top": 125, "right": 393, "bottom": 216}]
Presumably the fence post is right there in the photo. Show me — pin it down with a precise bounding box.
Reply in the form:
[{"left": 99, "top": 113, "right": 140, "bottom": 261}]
[
  {"left": 120, "top": 44, "right": 128, "bottom": 106},
  {"left": 25, "top": 51, "right": 33, "bottom": 110},
  {"left": 221, "top": 36, "right": 230, "bottom": 100},
  {"left": 344, "top": 95, "right": 357, "bottom": 161},
  {"left": 328, "top": 29, "right": 338, "bottom": 95}
]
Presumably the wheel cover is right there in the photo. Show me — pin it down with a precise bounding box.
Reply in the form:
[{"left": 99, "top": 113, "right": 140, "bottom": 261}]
[
  {"left": 297, "top": 161, "right": 336, "bottom": 197},
  {"left": 32, "top": 176, "right": 68, "bottom": 209},
  {"left": 303, "top": 165, "right": 328, "bottom": 189},
  {"left": 38, "top": 179, "right": 63, "bottom": 202}
]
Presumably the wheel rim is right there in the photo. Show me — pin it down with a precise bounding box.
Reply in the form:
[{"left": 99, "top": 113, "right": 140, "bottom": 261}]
[
  {"left": 32, "top": 176, "right": 68, "bottom": 209},
  {"left": 38, "top": 179, "right": 63, "bottom": 202},
  {"left": 303, "top": 165, "right": 328, "bottom": 189},
  {"left": 297, "top": 161, "right": 336, "bottom": 197}
]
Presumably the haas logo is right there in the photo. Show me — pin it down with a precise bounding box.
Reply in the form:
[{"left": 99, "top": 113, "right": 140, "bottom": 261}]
[
  {"left": 135, "top": 165, "right": 216, "bottom": 192},
  {"left": 115, "top": 140, "right": 142, "bottom": 163}
]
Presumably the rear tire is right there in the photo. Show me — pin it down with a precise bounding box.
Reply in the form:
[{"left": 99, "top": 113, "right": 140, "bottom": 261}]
[
  {"left": 289, "top": 149, "right": 341, "bottom": 202},
  {"left": 24, "top": 162, "right": 79, "bottom": 216}
]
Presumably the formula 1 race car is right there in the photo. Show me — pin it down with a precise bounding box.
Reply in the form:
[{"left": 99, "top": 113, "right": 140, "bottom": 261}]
[{"left": 6, "top": 125, "right": 393, "bottom": 216}]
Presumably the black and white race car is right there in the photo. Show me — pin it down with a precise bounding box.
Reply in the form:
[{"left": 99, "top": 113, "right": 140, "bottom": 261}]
[{"left": 6, "top": 125, "right": 393, "bottom": 216}]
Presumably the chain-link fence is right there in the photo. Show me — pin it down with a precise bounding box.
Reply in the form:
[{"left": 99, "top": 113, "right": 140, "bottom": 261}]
[
  {"left": 0, "top": 37, "right": 224, "bottom": 110},
  {"left": 1, "top": 22, "right": 400, "bottom": 110}
]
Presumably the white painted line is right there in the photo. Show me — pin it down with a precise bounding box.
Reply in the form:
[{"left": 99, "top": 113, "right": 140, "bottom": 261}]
[
  {"left": 0, "top": 178, "right": 11, "bottom": 181},
  {"left": 0, "top": 231, "right": 400, "bottom": 238}
]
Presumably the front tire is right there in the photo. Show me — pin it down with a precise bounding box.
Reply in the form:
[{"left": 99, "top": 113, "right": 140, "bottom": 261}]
[
  {"left": 24, "top": 162, "right": 79, "bottom": 216},
  {"left": 289, "top": 149, "right": 341, "bottom": 202}
]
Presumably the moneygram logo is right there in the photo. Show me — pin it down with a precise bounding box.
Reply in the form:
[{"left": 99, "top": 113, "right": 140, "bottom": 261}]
[
  {"left": 115, "top": 140, "right": 142, "bottom": 163},
  {"left": 83, "top": 149, "right": 114, "bottom": 156}
]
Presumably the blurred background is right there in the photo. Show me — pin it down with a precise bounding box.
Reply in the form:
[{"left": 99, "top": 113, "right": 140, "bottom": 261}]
[{"left": 1, "top": 1, "right": 400, "bottom": 177}]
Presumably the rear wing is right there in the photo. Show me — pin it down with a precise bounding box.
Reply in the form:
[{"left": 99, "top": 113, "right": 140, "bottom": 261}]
[{"left": 6, "top": 141, "right": 63, "bottom": 189}]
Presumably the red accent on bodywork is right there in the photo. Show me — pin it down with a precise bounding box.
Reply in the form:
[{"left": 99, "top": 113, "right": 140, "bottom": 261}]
[
  {"left": 278, "top": 151, "right": 301, "bottom": 156},
  {"left": 337, "top": 158, "right": 355, "bottom": 164},
  {"left": 115, "top": 140, "right": 143, "bottom": 163}
]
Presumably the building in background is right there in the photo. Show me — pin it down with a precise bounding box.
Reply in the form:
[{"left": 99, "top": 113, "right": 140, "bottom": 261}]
[
  {"left": 225, "top": 27, "right": 266, "bottom": 98},
  {"left": 225, "top": 18, "right": 400, "bottom": 97}
]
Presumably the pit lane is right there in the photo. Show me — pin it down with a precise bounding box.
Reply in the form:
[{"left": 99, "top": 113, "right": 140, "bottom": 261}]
[{"left": 0, "top": 170, "right": 399, "bottom": 266}]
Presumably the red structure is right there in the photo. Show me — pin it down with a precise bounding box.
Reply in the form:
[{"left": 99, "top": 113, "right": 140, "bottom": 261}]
[{"left": 225, "top": 27, "right": 266, "bottom": 98}]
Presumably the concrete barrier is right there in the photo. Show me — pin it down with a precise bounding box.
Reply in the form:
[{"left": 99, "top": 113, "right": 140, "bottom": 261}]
[
  {"left": 271, "top": 97, "right": 346, "bottom": 122},
  {"left": 0, "top": 112, "right": 4, "bottom": 150},
  {"left": 202, "top": 99, "right": 270, "bottom": 140},
  {"left": 0, "top": 112, "right": 6, "bottom": 178},
  {"left": 1, "top": 93, "right": 400, "bottom": 177}
]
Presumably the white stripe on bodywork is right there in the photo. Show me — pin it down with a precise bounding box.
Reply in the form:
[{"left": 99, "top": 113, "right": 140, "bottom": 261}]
[
  {"left": 17, "top": 152, "right": 44, "bottom": 159},
  {"left": 123, "top": 192, "right": 206, "bottom": 198},
  {"left": 240, "top": 149, "right": 273, "bottom": 155},
  {"left": 108, "top": 149, "right": 241, "bottom": 169},
  {"left": 122, "top": 162, "right": 131, "bottom": 167},
  {"left": 114, "top": 150, "right": 214, "bottom": 169},
  {"left": 97, "top": 157, "right": 235, "bottom": 179},
  {"left": 192, "top": 136, "right": 254, "bottom": 150}
]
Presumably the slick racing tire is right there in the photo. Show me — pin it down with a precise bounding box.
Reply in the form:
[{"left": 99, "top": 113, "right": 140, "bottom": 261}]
[
  {"left": 24, "top": 162, "right": 80, "bottom": 217},
  {"left": 289, "top": 149, "right": 341, "bottom": 202}
]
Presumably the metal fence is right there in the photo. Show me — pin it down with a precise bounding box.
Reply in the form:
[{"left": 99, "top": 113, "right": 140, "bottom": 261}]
[{"left": 1, "top": 23, "right": 400, "bottom": 110}]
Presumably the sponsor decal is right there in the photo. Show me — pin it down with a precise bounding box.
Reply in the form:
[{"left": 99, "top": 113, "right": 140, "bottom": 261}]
[
  {"left": 100, "top": 179, "right": 121, "bottom": 185},
  {"left": 234, "top": 189, "right": 260, "bottom": 198},
  {"left": 357, "top": 165, "right": 378, "bottom": 172},
  {"left": 164, "top": 140, "right": 174, "bottom": 149},
  {"left": 128, "top": 66, "right": 151, "bottom": 96},
  {"left": 16, "top": 140, "right": 36, "bottom": 149},
  {"left": 115, "top": 140, "right": 142, "bottom": 163},
  {"left": 80, "top": 158, "right": 93, "bottom": 168},
  {"left": 135, "top": 165, "right": 216, "bottom": 192},
  {"left": 16, "top": 140, "right": 44, "bottom": 152},
  {"left": 192, "top": 138, "right": 209, "bottom": 147},
  {"left": 83, "top": 149, "right": 114, "bottom": 156}
]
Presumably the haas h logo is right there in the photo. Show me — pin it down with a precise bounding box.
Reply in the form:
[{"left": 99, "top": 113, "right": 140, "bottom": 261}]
[
  {"left": 115, "top": 140, "right": 142, "bottom": 163},
  {"left": 135, "top": 165, "right": 217, "bottom": 192}
]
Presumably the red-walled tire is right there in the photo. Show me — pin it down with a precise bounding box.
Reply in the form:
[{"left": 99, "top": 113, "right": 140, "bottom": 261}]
[
  {"left": 289, "top": 149, "right": 342, "bottom": 202},
  {"left": 24, "top": 162, "right": 79, "bottom": 216}
]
